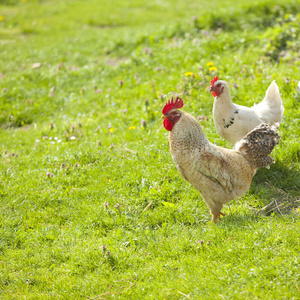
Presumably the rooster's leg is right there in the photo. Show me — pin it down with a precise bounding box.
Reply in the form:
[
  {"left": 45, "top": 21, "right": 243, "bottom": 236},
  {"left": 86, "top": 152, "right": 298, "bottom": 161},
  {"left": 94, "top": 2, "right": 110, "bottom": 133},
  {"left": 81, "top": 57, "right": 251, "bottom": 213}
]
[{"left": 211, "top": 211, "right": 226, "bottom": 223}]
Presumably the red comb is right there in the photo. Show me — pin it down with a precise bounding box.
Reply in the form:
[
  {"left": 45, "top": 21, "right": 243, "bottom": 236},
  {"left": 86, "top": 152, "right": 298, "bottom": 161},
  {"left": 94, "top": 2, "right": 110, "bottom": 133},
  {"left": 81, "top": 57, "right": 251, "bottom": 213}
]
[
  {"left": 210, "top": 76, "right": 219, "bottom": 88},
  {"left": 162, "top": 97, "right": 184, "bottom": 115}
]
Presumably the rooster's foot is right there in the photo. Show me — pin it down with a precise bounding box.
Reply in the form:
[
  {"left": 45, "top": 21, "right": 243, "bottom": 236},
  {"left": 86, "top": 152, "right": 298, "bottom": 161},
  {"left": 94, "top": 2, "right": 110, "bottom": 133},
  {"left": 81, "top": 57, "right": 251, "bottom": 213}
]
[{"left": 211, "top": 211, "right": 226, "bottom": 223}]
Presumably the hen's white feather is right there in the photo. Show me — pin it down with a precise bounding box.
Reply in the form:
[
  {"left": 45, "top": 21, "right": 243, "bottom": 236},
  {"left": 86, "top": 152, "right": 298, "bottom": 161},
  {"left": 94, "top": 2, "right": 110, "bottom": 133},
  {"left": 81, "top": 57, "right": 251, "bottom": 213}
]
[
  {"left": 212, "top": 80, "right": 284, "bottom": 146},
  {"left": 252, "top": 81, "right": 284, "bottom": 124}
]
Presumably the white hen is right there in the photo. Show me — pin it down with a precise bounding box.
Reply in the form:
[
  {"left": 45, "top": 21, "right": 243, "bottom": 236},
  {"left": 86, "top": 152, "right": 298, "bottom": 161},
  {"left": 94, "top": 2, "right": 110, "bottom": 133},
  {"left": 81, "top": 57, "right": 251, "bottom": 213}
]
[{"left": 210, "top": 77, "right": 284, "bottom": 147}]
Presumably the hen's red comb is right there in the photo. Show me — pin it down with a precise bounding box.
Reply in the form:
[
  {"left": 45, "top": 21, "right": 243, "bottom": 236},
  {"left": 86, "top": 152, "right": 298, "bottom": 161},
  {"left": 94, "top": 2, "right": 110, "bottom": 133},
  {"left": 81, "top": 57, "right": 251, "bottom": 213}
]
[
  {"left": 210, "top": 76, "right": 219, "bottom": 88},
  {"left": 162, "top": 97, "right": 184, "bottom": 115}
]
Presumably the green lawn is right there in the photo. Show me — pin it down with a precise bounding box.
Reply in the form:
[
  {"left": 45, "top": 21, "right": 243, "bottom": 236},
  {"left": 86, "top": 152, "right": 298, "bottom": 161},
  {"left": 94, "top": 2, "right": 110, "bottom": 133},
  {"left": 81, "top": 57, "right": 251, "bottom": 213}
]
[{"left": 0, "top": 0, "right": 300, "bottom": 299}]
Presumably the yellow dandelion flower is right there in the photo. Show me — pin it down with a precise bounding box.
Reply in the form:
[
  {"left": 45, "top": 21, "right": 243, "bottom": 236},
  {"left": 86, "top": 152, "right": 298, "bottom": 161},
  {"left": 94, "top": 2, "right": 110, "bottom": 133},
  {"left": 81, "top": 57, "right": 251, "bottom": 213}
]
[
  {"left": 207, "top": 62, "right": 214, "bottom": 67},
  {"left": 0, "top": 16, "right": 4, "bottom": 22},
  {"left": 184, "top": 72, "right": 194, "bottom": 76},
  {"left": 209, "top": 66, "right": 217, "bottom": 71},
  {"left": 129, "top": 126, "right": 136, "bottom": 130},
  {"left": 109, "top": 128, "right": 115, "bottom": 132}
]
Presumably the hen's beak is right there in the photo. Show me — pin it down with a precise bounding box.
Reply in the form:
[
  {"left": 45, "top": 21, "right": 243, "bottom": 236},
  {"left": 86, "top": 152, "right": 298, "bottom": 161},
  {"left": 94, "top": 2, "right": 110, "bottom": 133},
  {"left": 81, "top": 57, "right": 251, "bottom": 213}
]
[
  {"left": 161, "top": 115, "right": 167, "bottom": 120},
  {"left": 209, "top": 86, "right": 214, "bottom": 92}
]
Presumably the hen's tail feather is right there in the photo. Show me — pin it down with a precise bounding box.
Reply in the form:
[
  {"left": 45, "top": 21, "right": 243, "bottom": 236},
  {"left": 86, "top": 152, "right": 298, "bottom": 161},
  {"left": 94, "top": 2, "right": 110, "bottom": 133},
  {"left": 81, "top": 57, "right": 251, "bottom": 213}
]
[
  {"left": 252, "top": 81, "right": 284, "bottom": 125},
  {"left": 265, "top": 81, "right": 281, "bottom": 105},
  {"left": 236, "top": 123, "right": 280, "bottom": 169}
]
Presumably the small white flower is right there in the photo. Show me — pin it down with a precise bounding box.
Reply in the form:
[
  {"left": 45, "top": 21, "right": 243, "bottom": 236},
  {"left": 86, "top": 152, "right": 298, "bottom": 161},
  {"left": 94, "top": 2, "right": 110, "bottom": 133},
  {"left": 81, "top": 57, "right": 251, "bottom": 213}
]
[
  {"left": 70, "top": 136, "right": 76, "bottom": 140},
  {"left": 54, "top": 137, "right": 58, "bottom": 140},
  {"left": 35, "top": 139, "right": 40, "bottom": 143},
  {"left": 57, "top": 139, "right": 62, "bottom": 143},
  {"left": 50, "top": 141, "right": 55, "bottom": 144},
  {"left": 49, "top": 137, "right": 52, "bottom": 140}
]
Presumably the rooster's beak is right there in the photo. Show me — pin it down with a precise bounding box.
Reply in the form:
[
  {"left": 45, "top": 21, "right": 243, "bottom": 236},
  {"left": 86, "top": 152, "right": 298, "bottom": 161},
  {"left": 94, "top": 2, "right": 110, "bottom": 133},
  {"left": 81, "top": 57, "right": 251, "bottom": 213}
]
[
  {"left": 209, "top": 87, "right": 214, "bottom": 92},
  {"left": 161, "top": 115, "right": 167, "bottom": 120}
]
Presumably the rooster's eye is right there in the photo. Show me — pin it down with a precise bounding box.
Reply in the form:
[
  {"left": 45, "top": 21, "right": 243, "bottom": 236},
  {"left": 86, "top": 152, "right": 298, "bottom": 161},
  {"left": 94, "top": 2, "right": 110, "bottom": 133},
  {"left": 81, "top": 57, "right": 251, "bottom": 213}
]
[{"left": 217, "top": 84, "right": 221, "bottom": 87}]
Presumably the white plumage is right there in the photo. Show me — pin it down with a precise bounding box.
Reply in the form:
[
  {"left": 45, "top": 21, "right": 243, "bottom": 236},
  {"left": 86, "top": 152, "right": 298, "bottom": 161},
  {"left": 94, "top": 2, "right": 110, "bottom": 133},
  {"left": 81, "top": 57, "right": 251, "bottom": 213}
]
[{"left": 210, "top": 79, "right": 284, "bottom": 147}]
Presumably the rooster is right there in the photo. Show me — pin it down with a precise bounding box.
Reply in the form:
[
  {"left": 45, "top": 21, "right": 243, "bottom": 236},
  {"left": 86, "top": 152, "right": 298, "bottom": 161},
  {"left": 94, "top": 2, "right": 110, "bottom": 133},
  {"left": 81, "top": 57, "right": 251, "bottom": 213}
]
[
  {"left": 162, "top": 97, "right": 280, "bottom": 222},
  {"left": 209, "top": 77, "right": 284, "bottom": 146}
]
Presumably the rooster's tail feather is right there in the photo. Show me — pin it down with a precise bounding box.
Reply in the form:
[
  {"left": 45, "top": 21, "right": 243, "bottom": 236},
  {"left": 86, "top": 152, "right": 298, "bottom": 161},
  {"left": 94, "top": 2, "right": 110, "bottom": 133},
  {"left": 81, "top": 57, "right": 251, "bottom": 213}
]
[{"left": 235, "top": 123, "right": 280, "bottom": 169}]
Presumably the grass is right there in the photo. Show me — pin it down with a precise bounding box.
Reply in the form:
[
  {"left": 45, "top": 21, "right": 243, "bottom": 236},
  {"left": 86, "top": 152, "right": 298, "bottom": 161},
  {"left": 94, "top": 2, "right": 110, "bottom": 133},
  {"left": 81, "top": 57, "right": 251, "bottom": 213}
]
[{"left": 0, "top": 0, "right": 300, "bottom": 298}]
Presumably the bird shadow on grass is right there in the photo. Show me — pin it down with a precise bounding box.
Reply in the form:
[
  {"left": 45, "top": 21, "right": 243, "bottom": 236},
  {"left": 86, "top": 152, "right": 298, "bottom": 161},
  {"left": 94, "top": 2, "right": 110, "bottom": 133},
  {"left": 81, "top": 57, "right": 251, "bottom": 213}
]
[
  {"left": 221, "top": 208, "right": 298, "bottom": 227},
  {"left": 221, "top": 212, "right": 261, "bottom": 226},
  {"left": 253, "top": 160, "right": 300, "bottom": 190},
  {"left": 250, "top": 160, "right": 300, "bottom": 215}
]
